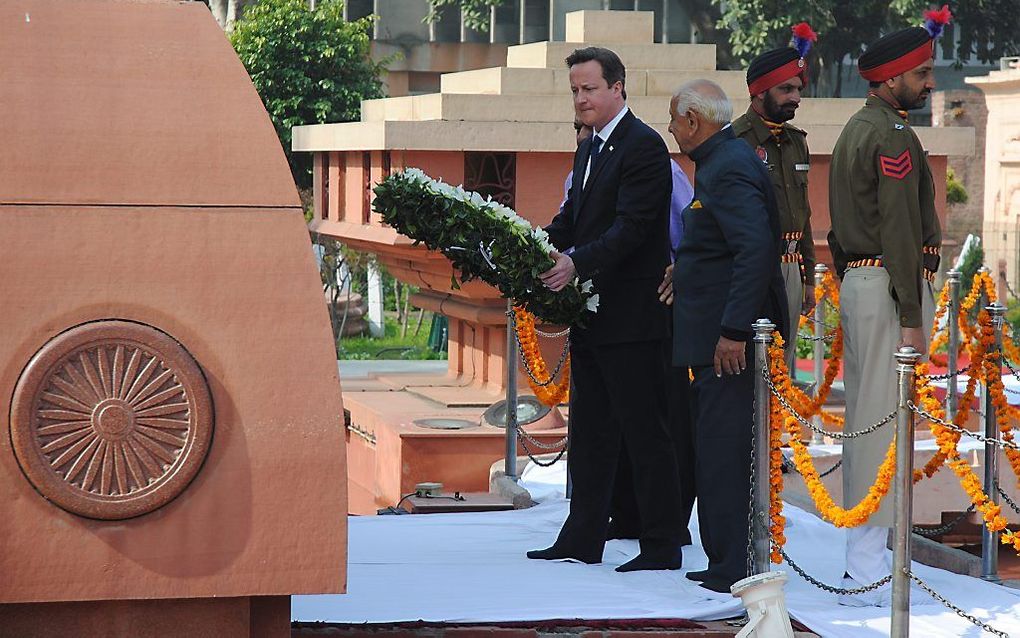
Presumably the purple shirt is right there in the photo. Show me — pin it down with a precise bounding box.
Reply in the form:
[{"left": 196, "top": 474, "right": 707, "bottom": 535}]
[{"left": 560, "top": 159, "right": 693, "bottom": 257}]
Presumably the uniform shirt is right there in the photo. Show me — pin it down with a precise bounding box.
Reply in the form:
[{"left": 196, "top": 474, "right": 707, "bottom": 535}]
[
  {"left": 827, "top": 94, "right": 941, "bottom": 328},
  {"left": 560, "top": 158, "right": 693, "bottom": 256},
  {"left": 732, "top": 107, "right": 815, "bottom": 279}
]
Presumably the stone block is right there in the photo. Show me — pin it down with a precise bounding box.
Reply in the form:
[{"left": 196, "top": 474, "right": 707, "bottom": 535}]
[
  {"left": 507, "top": 41, "right": 716, "bottom": 71},
  {"left": 564, "top": 10, "right": 654, "bottom": 44}
]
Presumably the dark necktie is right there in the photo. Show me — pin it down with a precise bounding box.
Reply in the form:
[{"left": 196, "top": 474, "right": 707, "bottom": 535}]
[{"left": 586, "top": 135, "right": 603, "bottom": 186}]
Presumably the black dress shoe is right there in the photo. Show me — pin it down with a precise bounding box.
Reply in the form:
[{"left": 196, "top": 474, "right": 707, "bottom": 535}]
[
  {"left": 699, "top": 577, "right": 737, "bottom": 593},
  {"left": 526, "top": 546, "right": 600, "bottom": 564},
  {"left": 615, "top": 553, "right": 682, "bottom": 572},
  {"left": 680, "top": 532, "right": 693, "bottom": 547},
  {"left": 685, "top": 569, "right": 711, "bottom": 582}
]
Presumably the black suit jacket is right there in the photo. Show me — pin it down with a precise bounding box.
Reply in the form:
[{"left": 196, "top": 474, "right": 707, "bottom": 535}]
[
  {"left": 545, "top": 109, "right": 672, "bottom": 345},
  {"left": 672, "top": 127, "right": 788, "bottom": 366}
]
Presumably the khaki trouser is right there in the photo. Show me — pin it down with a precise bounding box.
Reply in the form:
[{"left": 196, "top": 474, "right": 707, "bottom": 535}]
[
  {"left": 840, "top": 267, "right": 934, "bottom": 527},
  {"left": 781, "top": 261, "right": 803, "bottom": 374}
]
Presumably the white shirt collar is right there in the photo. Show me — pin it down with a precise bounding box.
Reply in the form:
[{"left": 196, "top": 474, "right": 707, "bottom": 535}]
[{"left": 593, "top": 105, "right": 629, "bottom": 144}]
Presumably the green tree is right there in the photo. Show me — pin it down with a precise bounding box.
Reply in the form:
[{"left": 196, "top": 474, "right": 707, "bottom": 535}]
[
  {"left": 946, "top": 168, "right": 968, "bottom": 205},
  {"left": 950, "top": 0, "right": 1020, "bottom": 64},
  {"left": 425, "top": 0, "right": 505, "bottom": 31},
  {"left": 230, "top": 0, "right": 387, "bottom": 186}
]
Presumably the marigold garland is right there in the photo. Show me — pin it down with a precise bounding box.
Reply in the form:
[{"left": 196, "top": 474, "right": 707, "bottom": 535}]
[
  {"left": 765, "top": 269, "right": 1020, "bottom": 561},
  {"left": 512, "top": 306, "right": 570, "bottom": 407},
  {"left": 767, "top": 335, "right": 894, "bottom": 529}
]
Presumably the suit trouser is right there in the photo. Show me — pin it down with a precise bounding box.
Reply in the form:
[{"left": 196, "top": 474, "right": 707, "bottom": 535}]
[
  {"left": 781, "top": 261, "right": 804, "bottom": 374},
  {"left": 840, "top": 267, "right": 934, "bottom": 528},
  {"left": 556, "top": 337, "right": 685, "bottom": 560},
  {"left": 609, "top": 357, "right": 695, "bottom": 543},
  {"left": 690, "top": 341, "right": 755, "bottom": 586}
]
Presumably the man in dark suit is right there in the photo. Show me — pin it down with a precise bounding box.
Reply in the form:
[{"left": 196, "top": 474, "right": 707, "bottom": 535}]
[
  {"left": 527, "top": 46, "right": 686, "bottom": 573},
  {"left": 666, "top": 79, "right": 788, "bottom": 592}
]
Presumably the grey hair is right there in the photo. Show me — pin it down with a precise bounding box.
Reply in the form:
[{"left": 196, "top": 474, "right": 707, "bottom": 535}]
[{"left": 672, "top": 79, "right": 732, "bottom": 125}]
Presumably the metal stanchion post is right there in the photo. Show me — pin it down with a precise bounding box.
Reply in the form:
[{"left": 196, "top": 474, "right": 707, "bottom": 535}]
[
  {"left": 891, "top": 346, "right": 921, "bottom": 638},
  {"left": 982, "top": 303, "right": 1006, "bottom": 582},
  {"left": 752, "top": 318, "right": 776, "bottom": 576},
  {"left": 504, "top": 301, "right": 518, "bottom": 480},
  {"left": 946, "top": 270, "right": 961, "bottom": 421},
  {"left": 812, "top": 264, "right": 828, "bottom": 444}
]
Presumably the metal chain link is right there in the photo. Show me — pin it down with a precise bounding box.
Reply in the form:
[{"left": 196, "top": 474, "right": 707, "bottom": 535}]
[
  {"left": 763, "top": 517, "right": 892, "bottom": 595},
  {"left": 763, "top": 365, "right": 895, "bottom": 439},
  {"left": 999, "top": 486, "right": 1020, "bottom": 516},
  {"left": 796, "top": 331, "right": 837, "bottom": 343},
  {"left": 918, "top": 363, "right": 974, "bottom": 382},
  {"left": 908, "top": 572, "right": 1010, "bottom": 637},
  {"left": 783, "top": 456, "right": 843, "bottom": 478},
  {"left": 517, "top": 433, "right": 567, "bottom": 467},
  {"left": 535, "top": 326, "right": 571, "bottom": 338},
  {"left": 912, "top": 505, "right": 976, "bottom": 538},
  {"left": 802, "top": 314, "right": 837, "bottom": 330},
  {"left": 746, "top": 390, "right": 759, "bottom": 578},
  {"left": 908, "top": 401, "right": 1020, "bottom": 451},
  {"left": 516, "top": 426, "right": 567, "bottom": 451},
  {"left": 768, "top": 517, "right": 1012, "bottom": 638},
  {"left": 508, "top": 310, "right": 571, "bottom": 387}
]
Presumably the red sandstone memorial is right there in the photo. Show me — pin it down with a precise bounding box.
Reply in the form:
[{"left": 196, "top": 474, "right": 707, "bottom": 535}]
[{"left": 0, "top": 1, "right": 346, "bottom": 635}]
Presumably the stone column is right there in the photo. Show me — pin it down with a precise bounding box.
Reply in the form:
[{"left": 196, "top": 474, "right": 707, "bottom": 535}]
[{"left": 367, "top": 261, "right": 385, "bottom": 338}]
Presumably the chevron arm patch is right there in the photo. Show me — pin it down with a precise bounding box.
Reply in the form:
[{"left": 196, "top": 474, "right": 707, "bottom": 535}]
[{"left": 879, "top": 149, "right": 913, "bottom": 179}]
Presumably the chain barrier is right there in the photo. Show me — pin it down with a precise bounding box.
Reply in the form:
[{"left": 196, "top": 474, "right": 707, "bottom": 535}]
[
  {"left": 797, "top": 331, "right": 837, "bottom": 343},
  {"left": 764, "top": 366, "right": 896, "bottom": 439},
  {"left": 908, "top": 401, "right": 1020, "bottom": 451},
  {"left": 999, "top": 487, "right": 1020, "bottom": 516},
  {"left": 907, "top": 572, "right": 1010, "bottom": 637},
  {"left": 508, "top": 310, "right": 570, "bottom": 387},
  {"left": 517, "top": 433, "right": 567, "bottom": 467},
  {"left": 782, "top": 456, "right": 843, "bottom": 478},
  {"left": 912, "top": 504, "right": 976, "bottom": 537},
  {"left": 516, "top": 428, "right": 567, "bottom": 467},
  {"left": 917, "top": 364, "right": 974, "bottom": 382},
  {"left": 767, "top": 517, "right": 1011, "bottom": 636}
]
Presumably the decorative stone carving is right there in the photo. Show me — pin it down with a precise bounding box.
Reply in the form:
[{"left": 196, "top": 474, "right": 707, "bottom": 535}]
[{"left": 10, "top": 321, "right": 213, "bottom": 520}]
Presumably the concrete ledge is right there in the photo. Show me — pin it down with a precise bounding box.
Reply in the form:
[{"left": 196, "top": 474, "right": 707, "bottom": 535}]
[{"left": 293, "top": 120, "right": 974, "bottom": 156}]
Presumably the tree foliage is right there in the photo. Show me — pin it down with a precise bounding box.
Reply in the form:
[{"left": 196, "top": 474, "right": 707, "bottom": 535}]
[
  {"left": 716, "top": 1, "right": 1020, "bottom": 96},
  {"left": 230, "top": 0, "right": 386, "bottom": 186},
  {"left": 714, "top": 0, "right": 930, "bottom": 96},
  {"left": 425, "top": 0, "right": 507, "bottom": 32}
]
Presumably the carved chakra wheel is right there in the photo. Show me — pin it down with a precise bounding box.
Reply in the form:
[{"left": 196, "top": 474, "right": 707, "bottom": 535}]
[{"left": 10, "top": 321, "right": 214, "bottom": 520}]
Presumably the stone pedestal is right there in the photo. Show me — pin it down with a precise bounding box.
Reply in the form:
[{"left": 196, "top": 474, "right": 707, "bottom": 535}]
[{"left": 0, "top": 1, "right": 346, "bottom": 632}]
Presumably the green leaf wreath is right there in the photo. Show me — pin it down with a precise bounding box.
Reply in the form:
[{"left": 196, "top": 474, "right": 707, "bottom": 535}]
[{"left": 372, "top": 169, "right": 598, "bottom": 326}]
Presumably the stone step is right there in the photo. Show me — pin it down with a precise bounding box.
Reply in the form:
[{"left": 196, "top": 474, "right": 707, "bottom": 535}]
[
  {"left": 362, "top": 93, "right": 864, "bottom": 129},
  {"left": 565, "top": 9, "right": 654, "bottom": 44},
  {"left": 506, "top": 41, "right": 717, "bottom": 71},
  {"left": 440, "top": 66, "right": 748, "bottom": 97}
]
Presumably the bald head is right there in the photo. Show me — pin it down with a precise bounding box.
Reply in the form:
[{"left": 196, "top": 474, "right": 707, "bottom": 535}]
[{"left": 668, "top": 79, "right": 732, "bottom": 155}]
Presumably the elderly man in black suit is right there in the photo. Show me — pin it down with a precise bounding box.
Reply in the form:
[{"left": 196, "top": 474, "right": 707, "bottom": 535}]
[
  {"left": 663, "top": 79, "right": 788, "bottom": 592},
  {"left": 527, "top": 46, "right": 686, "bottom": 573}
]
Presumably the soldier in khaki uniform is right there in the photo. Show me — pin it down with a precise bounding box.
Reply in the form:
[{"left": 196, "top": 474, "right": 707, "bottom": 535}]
[
  {"left": 733, "top": 23, "right": 818, "bottom": 372},
  {"left": 827, "top": 7, "right": 951, "bottom": 606}
]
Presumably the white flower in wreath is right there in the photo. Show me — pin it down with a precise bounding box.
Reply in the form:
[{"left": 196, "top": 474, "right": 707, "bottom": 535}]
[
  {"left": 402, "top": 168, "right": 428, "bottom": 183},
  {"left": 532, "top": 227, "right": 554, "bottom": 253},
  {"left": 585, "top": 294, "right": 600, "bottom": 313},
  {"left": 469, "top": 191, "right": 487, "bottom": 207},
  {"left": 580, "top": 279, "right": 594, "bottom": 293}
]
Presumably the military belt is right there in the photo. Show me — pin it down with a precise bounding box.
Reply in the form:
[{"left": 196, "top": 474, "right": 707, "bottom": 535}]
[{"left": 845, "top": 257, "right": 937, "bottom": 283}]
